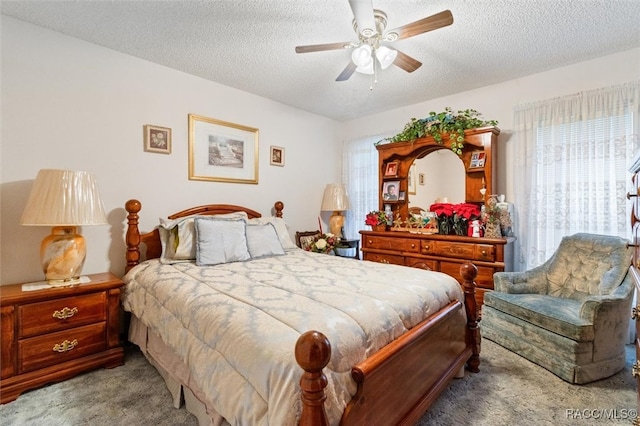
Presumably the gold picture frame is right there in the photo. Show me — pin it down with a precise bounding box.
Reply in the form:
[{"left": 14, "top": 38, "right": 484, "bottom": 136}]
[
  {"left": 188, "top": 114, "right": 259, "bottom": 184},
  {"left": 144, "top": 124, "right": 172, "bottom": 154}
]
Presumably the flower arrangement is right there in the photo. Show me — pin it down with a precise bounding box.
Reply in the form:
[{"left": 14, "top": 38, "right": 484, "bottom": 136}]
[
  {"left": 307, "top": 233, "right": 338, "bottom": 254},
  {"left": 430, "top": 202, "right": 481, "bottom": 236},
  {"left": 365, "top": 210, "right": 388, "bottom": 226},
  {"left": 379, "top": 107, "right": 498, "bottom": 155}
]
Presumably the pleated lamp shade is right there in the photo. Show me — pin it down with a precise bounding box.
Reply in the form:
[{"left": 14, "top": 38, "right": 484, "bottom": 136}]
[
  {"left": 320, "top": 184, "right": 350, "bottom": 238},
  {"left": 21, "top": 169, "right": 107, "bottom": 284}
]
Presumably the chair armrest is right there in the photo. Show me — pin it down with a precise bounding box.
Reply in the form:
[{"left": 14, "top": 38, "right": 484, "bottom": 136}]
[
  {"left": 493, "top": 264, "right": 548, "bottom": 294},
  {"left": 579, "top": 274, "right": 634, "bottom": 321}
]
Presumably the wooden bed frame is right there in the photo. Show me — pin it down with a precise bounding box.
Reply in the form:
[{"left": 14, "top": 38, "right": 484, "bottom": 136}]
[{"left": 124, "top": 199, "right": 480, "bottom": 426}]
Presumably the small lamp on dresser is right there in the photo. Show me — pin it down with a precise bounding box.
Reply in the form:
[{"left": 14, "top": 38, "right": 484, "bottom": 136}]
[
  {"left": 20, "top": 169, "right": 108, "bottom": 286},
  {"left": 321, "top": 183, "right": 350, "bottom": 239}
]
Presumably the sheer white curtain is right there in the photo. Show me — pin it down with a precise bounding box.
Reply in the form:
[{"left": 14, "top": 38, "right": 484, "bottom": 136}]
[
  {"left": 342, "top": 135, "right": 383, "bottom": 245},
  {"left": 512, "top": 81, "right": 640, "bottom": 271}
]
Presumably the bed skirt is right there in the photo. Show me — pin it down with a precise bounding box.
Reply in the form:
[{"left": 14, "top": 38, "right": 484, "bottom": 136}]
[{"left": 129, "top": 315, "right": 229, "bottom": 426}]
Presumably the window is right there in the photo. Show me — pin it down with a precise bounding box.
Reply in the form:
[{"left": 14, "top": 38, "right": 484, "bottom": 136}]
[
  {"left": 342, "top": 135, "right": 382, "bottom": 243},
  {"left": 513, "top": 82, "right": 640, "bottom": 270}
]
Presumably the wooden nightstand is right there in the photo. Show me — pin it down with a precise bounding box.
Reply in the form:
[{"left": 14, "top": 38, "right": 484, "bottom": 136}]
[{"left": 0, "top": 272, "right": 125, "bottom": 404}]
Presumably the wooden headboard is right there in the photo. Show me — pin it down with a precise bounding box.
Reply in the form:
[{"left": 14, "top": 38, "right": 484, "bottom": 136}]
[{"left": 124, "top": 199, "right": 284, "bottom": 273}]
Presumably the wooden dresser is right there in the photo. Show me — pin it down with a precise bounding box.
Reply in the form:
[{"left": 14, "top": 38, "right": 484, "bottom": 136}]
[
  {"left": 0, "top": 272, "right": 124, "bottom": 403},
  {"left": 363, "top": 126, "right": 512, "bottom": 307},
  {"left": 361, "top": 231, "right": 512, "bottom": 307},
  {"left": 629, "top": 154, "right": 640, "bottom": 423}
]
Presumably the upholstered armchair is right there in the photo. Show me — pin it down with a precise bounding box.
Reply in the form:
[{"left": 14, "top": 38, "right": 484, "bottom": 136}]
[{"left": 482, "top": 233, "right": 633, "bottom": 384}]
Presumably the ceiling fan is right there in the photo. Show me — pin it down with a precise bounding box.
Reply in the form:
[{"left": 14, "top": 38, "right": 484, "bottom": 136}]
[{"left": 295, "top": 0, "right": 453, "bottom": 82}]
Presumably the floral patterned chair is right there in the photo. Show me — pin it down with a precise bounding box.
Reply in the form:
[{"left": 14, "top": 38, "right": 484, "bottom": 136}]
[
  {"left": 482, "top": 233, "right": 633, "bottom": 384},
  {"left": 295, "top": 230, "right": 320, "bottom": 251}
]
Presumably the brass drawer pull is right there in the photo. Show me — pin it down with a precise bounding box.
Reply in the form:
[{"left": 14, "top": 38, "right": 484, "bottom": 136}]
[
  {"left": 52, "top": 339, "right": 78, "bottom": 353},
  {"left": 52, "top": 306, "right": 78, "bottom": 320},
  {"left": 633, "top": 305, "right": 640, "bottom": 320},
  {"left": 380, "top": 259, "right": 389, "bottom": 264}
]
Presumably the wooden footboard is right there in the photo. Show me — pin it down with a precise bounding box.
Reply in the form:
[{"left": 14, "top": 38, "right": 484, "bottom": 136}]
[{"left": 296, "top": 262, "right": 480, "bottom": 426}]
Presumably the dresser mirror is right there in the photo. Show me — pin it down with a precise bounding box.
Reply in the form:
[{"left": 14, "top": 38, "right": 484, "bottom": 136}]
[
  {"left": 375, "top": 126, "right": 499, "bottom": 220},
  {"left": 408, "top": 149, "right": 465, "bottom": 211}
]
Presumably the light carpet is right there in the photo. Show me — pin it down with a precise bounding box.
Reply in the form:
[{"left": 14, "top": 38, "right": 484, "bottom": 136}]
[{"left": 1, "top": 339, "right": 635, "bottom": 425}]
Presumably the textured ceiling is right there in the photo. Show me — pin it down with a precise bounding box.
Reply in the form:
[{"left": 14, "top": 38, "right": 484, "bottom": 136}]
[{"left": 2, "top": 0, "right": 640, "bottom": 121}]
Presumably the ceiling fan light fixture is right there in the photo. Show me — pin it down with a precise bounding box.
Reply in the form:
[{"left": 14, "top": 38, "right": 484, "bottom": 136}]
[
  {"left": 355, "top": 62, "right": 374, "bottom": 75},
  {"left": 375, "top": 46, "right": 397, "bottom": 69},
  {"left": 351, "top": 44, "right": 373, "bottom": 68}
]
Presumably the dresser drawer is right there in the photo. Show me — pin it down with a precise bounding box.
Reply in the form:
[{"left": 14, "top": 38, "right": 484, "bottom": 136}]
[
  {"left": 363, "top": 236, "right": 420, "bottom": 253},
  {"left": 405, "top": 257, "right": 437, "bottom": 270},
  {"left": 440, "top": 261, "right": 497, "bottom": 289},
  {"left": 19, "top": 292, "right": 106, "bottom": 338},
  {"left": 363, "top": 252, "right": 405, "bottom": 265},
  {"left": 18, "top": 322, "right": 106, "bottom": 374},
  {"left": 422, "top": 241, "right": 496, "bottom": 262}
]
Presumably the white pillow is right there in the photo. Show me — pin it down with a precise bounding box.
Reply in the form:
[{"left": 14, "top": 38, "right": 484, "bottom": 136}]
[
  {"left": 195, "top": 217, "right": 250, "bottom": 266},
  {"left": 246, "top": 223, "right": 285, "bottom": 258},
  {"left": 159, "top": 211, "right": 249, "bottom": 263},
  {"left": 246, "top": 216, "right": 296, "bottom": 250}
]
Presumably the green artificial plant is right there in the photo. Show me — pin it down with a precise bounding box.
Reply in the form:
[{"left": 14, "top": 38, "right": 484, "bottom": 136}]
[{"left": 380, "top": 107, "right": 498, "bottom": 155}]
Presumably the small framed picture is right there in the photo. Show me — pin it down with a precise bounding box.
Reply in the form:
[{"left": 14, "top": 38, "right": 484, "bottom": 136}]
[
  {"left": 384, "top": 161, "right": 399, "bottom": 177},
  {"left": 382, "top": 180, "right": 400, "bottom": 201},
  {"left": 144, "top": 124, "right": 172, "bottom": 154},
  {"left": 399, "top": 191, "right": 406, "bottom": 201},
  {"left": 469, "top": 151, "right": 486, "bottom": 169},
  {"left": 270, "top": 145, "right": 285, "bottom": 166},
  {"left": 419, "top": 173, "right": 425, "bottom": 185}
]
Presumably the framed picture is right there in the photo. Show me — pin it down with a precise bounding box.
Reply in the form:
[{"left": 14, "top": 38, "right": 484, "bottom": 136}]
[
  {"left": 384, "top": 161, "right": 399, "bottom": 177},
  {"left": 399, "top": 191, "right": 406, "bottom": 201},
  {"left": 382, "top": 180, "right": 400, "bottom": 201},
  {"left": 408, "top": 163, "right": 417, "bottom": 195},
  {"left": 144, "top": 124, "right": 172, "bottom": 154},
  {"left": 419, "top": 173, "right": 425, "bottom": 185},
  {"left": 469, "top": 151, "right": 486, "bottom": 170},
  {"left": 270, "top": 145, "right": 285, "bottom": 166},
  {"left": 188, "top": 114, "right": 259, "bottom": 184}
]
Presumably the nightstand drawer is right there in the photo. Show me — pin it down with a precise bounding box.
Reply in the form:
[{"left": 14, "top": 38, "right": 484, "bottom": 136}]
[
  {"left": 18, "top": 322, "right": 106, "bottom": 374},
  {"left": 18, "top": 292, "right": 106, "bottom": 338}
]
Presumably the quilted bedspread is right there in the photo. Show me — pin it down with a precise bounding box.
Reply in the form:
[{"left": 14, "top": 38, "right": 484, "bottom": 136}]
[{"left": 122, "top": 249, "right": 464, "bottom": 425}]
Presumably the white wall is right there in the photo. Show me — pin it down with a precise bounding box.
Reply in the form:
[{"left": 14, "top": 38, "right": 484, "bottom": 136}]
[
  {"left": 341, "top": 47, "right": 640, "bottom": 203},
  {"left": 0, "top": 16, "right": 341, "bottom": 284}
]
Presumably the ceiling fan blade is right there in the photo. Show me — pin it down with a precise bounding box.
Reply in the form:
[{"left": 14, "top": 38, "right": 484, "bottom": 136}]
[
  {"left": 387, "top": 10, "right": 453, "bottom": 40},
  {"left": 336, "top": 62, "right": 357, "bottom": 81},
  {"left": 295, "top": 42, "right": 354, "bottom": 54},
  {"left": 348, "top": 0, "right": 376, "bottom": 36},
  {"left": 393, "top": 50, "right": 422, "bottom": 73}
]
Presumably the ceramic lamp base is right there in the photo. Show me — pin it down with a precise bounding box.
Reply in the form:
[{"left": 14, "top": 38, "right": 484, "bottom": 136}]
[{"left": 40, "top": 226, "right": 86, "bottom": 284}]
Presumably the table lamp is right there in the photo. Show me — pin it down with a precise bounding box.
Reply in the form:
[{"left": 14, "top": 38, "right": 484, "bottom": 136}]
[
  {"left": 20, "top": 169, "right": 108, "bottom": 286},
  {"left": 320, "top": 183, "right": 350, "bottom": 238}
]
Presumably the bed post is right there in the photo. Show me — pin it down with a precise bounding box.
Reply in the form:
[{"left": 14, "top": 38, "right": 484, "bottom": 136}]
[
  {"left": 125, "top": 199, "right": 142, "bottom": 273},
  {"left": 295, "top": 330, "right": 331, "bottom": 426},
  {"left": 460, "top": 261, "right": 480, "bottom": 372},
  {"left": 274, "top": 201, "right": 284, "bottom": 218}
]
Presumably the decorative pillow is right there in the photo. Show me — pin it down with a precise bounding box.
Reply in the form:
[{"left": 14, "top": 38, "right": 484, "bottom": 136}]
[
  {"left": 194, "top": 217, "right": 250, "bottom": 266},
  {"left": 246, "top": 223, "right": 285, "bottom": 258},
  {"left": 159, "top": 211, "right": 249, "bottom": 263},
  {"left": 246, "top": 216, "right": 297, "bottom": 250},
  {"left": 298, "top": 234, "right": 320, "bottom": 251}
]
